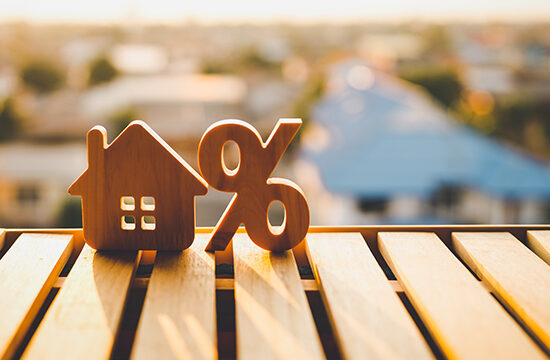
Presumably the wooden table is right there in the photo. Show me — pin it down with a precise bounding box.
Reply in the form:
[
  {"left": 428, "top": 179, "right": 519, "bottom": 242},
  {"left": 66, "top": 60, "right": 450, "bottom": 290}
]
[{"left": 1, "top": 225, "right": 550, "bottom": 359}]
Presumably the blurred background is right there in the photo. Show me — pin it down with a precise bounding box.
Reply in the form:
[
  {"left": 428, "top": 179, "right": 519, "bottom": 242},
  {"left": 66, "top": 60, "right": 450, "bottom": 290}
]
[{"left": 0, "top": 1, "right": 550, "bottom": 228}]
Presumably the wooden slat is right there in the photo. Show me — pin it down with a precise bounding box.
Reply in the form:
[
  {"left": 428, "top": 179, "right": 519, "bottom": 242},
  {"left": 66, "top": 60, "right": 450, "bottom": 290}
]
[
  {"left": 379, "top": 232, "right": 545, "bottom": 360},
  {"left": 56, "top": 276, "right": 324, "bottom": 292},
  {"left": 233, "top": 233, "right": 325, "bottom": 360},
  {"left": 0, "top": 233, "right": 73, "bottom": 360},
  {"left": 23, "top": 245, "right": 140, "bottom": 360},
  {"left": 305, "top": 233, "right": 433, "bottom": 360},
  {"left": 527, "top": 230, "right": 550, "bottom": 265},
  {"left": 453, "top": 232, "right": 550, "bottom": 352},
  {"left": 131, "top": 234, "right": 216, "bottom": 360}
]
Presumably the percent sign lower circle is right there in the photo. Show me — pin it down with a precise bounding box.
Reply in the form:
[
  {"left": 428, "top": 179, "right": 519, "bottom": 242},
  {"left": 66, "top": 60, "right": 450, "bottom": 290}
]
[{"left": 198, "top": 119, "right": 310, "bottom": 252}]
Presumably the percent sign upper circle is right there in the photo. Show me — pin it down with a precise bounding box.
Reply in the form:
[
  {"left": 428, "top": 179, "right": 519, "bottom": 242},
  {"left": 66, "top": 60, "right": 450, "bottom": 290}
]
[{"left": 198, "top": 119, "right": 310, "bottom": 252}]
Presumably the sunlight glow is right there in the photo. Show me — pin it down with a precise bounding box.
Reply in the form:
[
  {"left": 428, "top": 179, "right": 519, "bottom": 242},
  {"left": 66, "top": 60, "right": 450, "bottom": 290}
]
[{"left": 1, "top": 0, "right": 549, "bottom": 23}]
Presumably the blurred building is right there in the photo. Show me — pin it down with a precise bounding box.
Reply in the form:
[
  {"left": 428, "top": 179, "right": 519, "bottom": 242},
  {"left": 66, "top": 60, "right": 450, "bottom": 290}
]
[
  {"left": 298, "top": 59, "right": 550, "bottom": 225},
  {"left": 21, "top": 73, "right": 248, "bottom": 144},
  {"left": 110, "top": 44, "right": 169, "bottom": 74},
  {"left": 0, "top": 143, "right": 86, "bottom": 227},
  {"left": 81, "top": 74, "right": 248, "bottom": 142}
]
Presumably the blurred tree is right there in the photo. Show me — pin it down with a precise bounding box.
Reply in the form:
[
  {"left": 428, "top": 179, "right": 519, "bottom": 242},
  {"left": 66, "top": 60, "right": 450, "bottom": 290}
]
[
  {"left": 88, "top": 56, "right": 118, "bottom": 87},
  {"left": 200, "top": 60, "right": 233, "bottom": 74},
  {"left": 399, "top": 66, "right": 463, "bottom": 108},
  {"left": 237, "top": 47, "right": 281, "bottom": 73},
  {"left": 456, "top": 94, "right": 550, "bottom": 158},
  {"left": 0, "top": 98, "right": 23, "bottom": 142},
  {"left": 201, "top": 46, "right": 283, "bottom": 75},
  {"left": 57, "top": 197, "right": 82, "bottom": 228},
  {"left": 293, "top": 72, "right": 325, "bottom": 122},
  {"left": 290, "top": 72, "right": 326, "bottom": 149},
  {"left": 421, "top": 25, "right": 452, "bottom": 56},
  {"left": 109, "top": 107, "right": 139, "bottom": 141},
  {"left": 20, "top": 59, "right": 65, "bottom": 94},
  {"left": 537, "top": 101, "right": 550, "bottom": 141},
  {"left": 493, "top": 97, "right": 533, "bottom": 142},
  {"left": 492, "top": 96, "right": 550, "bottom": 153}
]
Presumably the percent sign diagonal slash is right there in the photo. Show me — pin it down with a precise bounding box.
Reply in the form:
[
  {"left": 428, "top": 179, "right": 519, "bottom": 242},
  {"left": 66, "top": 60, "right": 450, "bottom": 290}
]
[{"left": 198, "top": 119, "right": 310, "bottom": 252}]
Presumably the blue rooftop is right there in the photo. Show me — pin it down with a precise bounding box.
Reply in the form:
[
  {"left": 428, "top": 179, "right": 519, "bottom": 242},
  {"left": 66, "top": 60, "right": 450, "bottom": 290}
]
[{"left": 300, "top": 59, "right": 550, "bottom": 200}]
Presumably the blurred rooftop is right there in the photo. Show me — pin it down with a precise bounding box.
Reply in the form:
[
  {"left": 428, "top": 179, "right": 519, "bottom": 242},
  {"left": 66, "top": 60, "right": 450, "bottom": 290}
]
[{"left": 302, "top": 59, "right": 550, "bottom": 200}]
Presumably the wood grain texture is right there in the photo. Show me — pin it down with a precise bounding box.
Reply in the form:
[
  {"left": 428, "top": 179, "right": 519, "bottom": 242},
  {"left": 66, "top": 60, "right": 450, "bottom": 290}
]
[
  {"left": 23, "top": 245, "right": 140, "bottom": 360},
  {"left": 527, "top": 230, "right": 550, "bottom": 265},
  {"left": 5, "top": 224, "right": 550, "bottom": 268},
  {"left": 131, "top": 234, "right": 216, "bottom": 360},
  {"left": 68, "top": 120, "right": 208, "bottom": 250},
  {"left": 0, "top": 233, "right": 73, "bottom": 360},
  {"left": 128, "top": 277, "right": 322, "bottom": 291},
  {"left": 198, "top": 119, "right": 309, "bottom": 252},
  {"left": 305, "top": 233, "right": 433, "bottom": 360},
  {"left": 453, "top": 232, "right": 550, "bottom": 352},
  {"left": 378, "top": 232, "right": 545, "bottom": 360},
  {"left": 233, "top": 233, "right": 325, "bottom": 360}
]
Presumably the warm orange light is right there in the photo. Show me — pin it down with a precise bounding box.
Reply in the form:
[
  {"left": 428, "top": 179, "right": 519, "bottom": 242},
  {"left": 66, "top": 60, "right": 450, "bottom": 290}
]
[
  {"left": 467, "top": 90, "right": 494, "bottom": 116},
  {"left": 282, "top": 57, "right": 309, "bottom": 83}
]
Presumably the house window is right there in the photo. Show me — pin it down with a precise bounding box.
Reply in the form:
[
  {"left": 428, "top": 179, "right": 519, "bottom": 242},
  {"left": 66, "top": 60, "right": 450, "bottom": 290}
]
[
  {"left": 121, "top": 196, "right": 135, "bottom": 211},
  {"left": 121, "top": 215, "right": 136, "bottom": 230},
  {"left": 141, "top": 196, "right": 155, "bottom": 211},
  {"left": 16, "top": 185, "right": 40, "bottom": 205},
  {"left": 120, "top": 196, "right": 157, "bottom": 231},
  {"left": 141, "top": 216, "right": 156, "bottom": 230}
]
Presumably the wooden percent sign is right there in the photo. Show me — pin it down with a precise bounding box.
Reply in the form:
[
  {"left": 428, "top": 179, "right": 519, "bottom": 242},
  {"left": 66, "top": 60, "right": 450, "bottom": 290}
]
[{"left": 198, "top": 119, "right": 310, "bottom": 252}]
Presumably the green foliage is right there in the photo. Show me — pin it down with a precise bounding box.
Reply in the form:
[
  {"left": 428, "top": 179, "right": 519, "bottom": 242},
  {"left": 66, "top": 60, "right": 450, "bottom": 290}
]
[
  {"left": 237, "top": 47, "right": 281, "bottom": 72},
  {"left": 290, "top": 72, "right": 326, "bottom": 148},
  {"left": 20, "top": 59, "right": 65, "bottom": 94},
  {"left": 493, "top": 97, "right": 533, "bottom": 141},
  {"left": 421, "top": 25, "right": 452, "bottom": 55},
  {"left": 109, "top": 107, "right": 139, "bottom": 141},
  {"left": 293, "top": 72, "right": 325, "bottom": 123},
  {"left": 457, "top": 94, "right": 550, "bottom": 156},
  {"left": 493, "top": 97, "right": 550, "bottom": 149},
  {"left": 0, "top": 98, "right": 23, "bottom": 142},
  {"left": 57, "top": 197, "right": 82, "bottom": 228},
  {"left": 200, "top": 47, "right": 281, "bottom": 75},
  {"left": 200, "top": 60, "right": 233, "bottom": 74},
  {"left": 88, "top": 56, "right": 118, "bottom": 86},
  {"left": 399, "top": 66, "right": 463, "bottom": 108}
]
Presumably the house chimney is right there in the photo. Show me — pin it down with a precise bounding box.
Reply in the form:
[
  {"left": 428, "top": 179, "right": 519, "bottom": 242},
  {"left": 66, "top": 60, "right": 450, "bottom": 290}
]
[{"left": 87, "top": 126, "right": 107, "bottom": 169}]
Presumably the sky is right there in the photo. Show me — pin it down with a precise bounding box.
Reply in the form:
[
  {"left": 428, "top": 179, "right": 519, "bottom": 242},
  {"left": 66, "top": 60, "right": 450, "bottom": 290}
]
[{"left": 1, "top": 0, "right": 549, "bottom": 23}]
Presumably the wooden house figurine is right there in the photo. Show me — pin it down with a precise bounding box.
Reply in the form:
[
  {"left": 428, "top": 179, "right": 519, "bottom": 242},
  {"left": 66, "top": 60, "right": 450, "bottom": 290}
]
[{"left": 68, "top": 120, "right": 208, "bottom": 250}]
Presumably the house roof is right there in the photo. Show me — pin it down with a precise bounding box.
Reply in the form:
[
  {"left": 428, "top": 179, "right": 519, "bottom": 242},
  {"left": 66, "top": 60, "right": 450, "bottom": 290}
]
[
  {"left": 68, "top": 121, "right": 207, "bottom": 196},
  {"left": 300, "top": 59, "right": 550, "bottom": 200}
]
